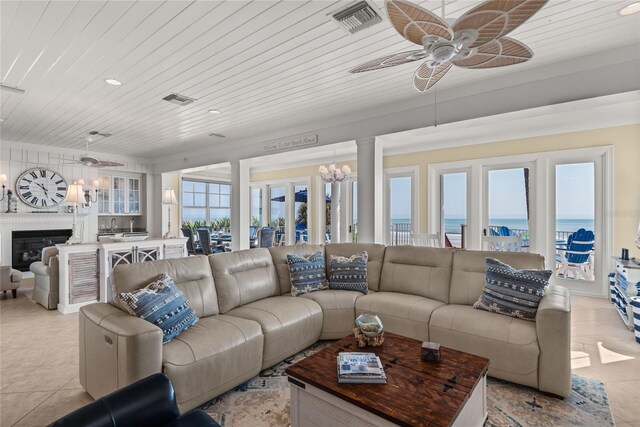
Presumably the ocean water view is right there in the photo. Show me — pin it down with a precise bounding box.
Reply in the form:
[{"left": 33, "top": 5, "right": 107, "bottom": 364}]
[
  {"left": 390, "top": 218, "right": 595, "bottom": 234},
  {"left": 442, "top": 218, "right": 595, "bottom": 234}
]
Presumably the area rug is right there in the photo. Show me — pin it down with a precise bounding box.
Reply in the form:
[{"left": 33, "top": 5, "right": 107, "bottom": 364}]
[{"left": 202, "top": 342, "right": 614, "bottom": 426}]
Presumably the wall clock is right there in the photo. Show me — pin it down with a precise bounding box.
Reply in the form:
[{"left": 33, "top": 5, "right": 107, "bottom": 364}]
[{"left": 16, "top": 168, "right": 68, "bottom": 208}]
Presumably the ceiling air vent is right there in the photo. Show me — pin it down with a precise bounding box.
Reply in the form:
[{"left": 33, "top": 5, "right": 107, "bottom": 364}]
[
  {"left": 163, "top": 93, "right": 197, "bottom": 106},
  {"left": 331, "top": 1, "right": 382, "bottom": 34},
  {"left": 88, "top": 130, "right": 112, "bottom": 138}
]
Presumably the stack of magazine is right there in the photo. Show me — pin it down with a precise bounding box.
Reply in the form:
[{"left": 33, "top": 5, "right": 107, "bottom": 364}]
[{"left": 337, "top": 352, "right": 387, "bottom": 384}]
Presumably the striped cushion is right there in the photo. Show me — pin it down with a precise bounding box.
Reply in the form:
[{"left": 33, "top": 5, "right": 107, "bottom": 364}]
[
  {"left": 118, "top": 273, "right": 198, "bottom": 343},
  {"left": 473, "top": 257, "right": 551, "bottom": 321},
  {"left": 328, "top": 251, "right": 368, "bottom": 294},
  {"left": 288, "top": 251, "right": 329, "bottom": 296}
]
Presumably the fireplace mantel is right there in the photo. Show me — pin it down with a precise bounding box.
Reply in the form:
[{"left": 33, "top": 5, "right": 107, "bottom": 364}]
[{"left": 0, "top": 213, "right": 91, "bottom": 266}]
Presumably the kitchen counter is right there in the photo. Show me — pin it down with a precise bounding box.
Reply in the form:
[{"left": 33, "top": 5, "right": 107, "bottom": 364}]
[{"left": 56, "top": 237, "right": 187, "bottom": 314}]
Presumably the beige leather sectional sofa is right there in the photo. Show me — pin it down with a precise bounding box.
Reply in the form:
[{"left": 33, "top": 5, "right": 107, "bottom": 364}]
[{"left": 79, "top": 243, "right": 571, "bottom": 412}]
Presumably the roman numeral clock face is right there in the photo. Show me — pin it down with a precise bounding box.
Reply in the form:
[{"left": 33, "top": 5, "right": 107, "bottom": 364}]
[{"left": 16, "top": 168, "right": 68, "bottom": 208}]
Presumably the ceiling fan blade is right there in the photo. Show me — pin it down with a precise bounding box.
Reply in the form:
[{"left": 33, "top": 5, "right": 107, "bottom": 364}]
[
  {"left": 349, "top": 49, "right": 426, "bottom": 74},
  {"left": 95, "top": 160, "right": 125, "bottom": 168},
  {"left": 413, "top": 62, "right": 452, "bottom": 92},
  {"left": 453, "top": 37, "right": 532, "bottom": 69},
  {"left": 385, "top": 0, "right": 453, "bottom": 46},
  {"left": 452, "top": 0, "right": 548, "bottom": 48}
]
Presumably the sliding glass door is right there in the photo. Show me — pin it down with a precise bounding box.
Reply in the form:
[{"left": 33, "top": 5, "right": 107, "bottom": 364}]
[
  {"left": 484, "top": 165, "right": 534, "bottom": 252},
  {"left": 429, "top": 147, "right": 611, "bottom": 297}
]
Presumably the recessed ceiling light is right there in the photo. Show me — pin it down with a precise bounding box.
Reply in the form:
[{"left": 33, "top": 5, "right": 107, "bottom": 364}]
[
  {"left": 208, "top": 109, "right": 221, "bottom": 114},
  {"left": 105, "top": 78, "right": 122, "bottom": 86},
  {"left": 619, "top": 2, "right": 640, "bottom": 15}
]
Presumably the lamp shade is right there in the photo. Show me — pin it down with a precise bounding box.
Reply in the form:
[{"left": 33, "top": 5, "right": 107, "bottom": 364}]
[
  {"left": 162, "top": 188, "right": 177, "bottom": 205},
  {"left": 0, "top": 173, "right": 7, "bottom": 183},
  {"left": 65, "top": 184, "right": 84, "bottom": 203}
]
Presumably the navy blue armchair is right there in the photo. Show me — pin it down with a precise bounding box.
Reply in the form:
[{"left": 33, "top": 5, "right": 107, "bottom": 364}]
[{"left": 48, "top": 373, "right": 219, "bottom": 427}]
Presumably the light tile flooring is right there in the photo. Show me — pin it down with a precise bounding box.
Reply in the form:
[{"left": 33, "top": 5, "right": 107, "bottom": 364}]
[{"left": 1, "top": 284, "right": 639, "bottom": 426}]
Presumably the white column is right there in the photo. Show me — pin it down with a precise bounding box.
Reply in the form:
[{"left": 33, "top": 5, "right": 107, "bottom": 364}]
[
  {"left": 230, "top": 159, "right": 250, "bottom": 251},
  {"left": 356, "top": 137, "right": 384, "bottom": 243},
  {"left": 285, "top": 182, "right": 295, "bottom": 245},
  {"left": 331, "top": 181, "right": 341, "bottom": 243},
  {"left": 314, "top": 177, "right": 326, "bottom": 244}
]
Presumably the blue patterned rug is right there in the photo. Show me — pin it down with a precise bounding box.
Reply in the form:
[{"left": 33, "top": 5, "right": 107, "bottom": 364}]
[{"left": 203, "top": 342, "right": 614, "bottom": 426}]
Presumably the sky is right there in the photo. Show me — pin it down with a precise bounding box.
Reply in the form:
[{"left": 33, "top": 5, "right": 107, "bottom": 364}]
[
  {"left": 441, "top": 164, "right": 595, "bottom": 220},
  {"left": 252, "top": 163, "right": 596, "bottom": 225}
]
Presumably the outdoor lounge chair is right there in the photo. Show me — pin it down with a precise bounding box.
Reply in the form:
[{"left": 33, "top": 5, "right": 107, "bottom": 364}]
[{"left": 556, "top": 228, "right": 595, "bottom": 280}]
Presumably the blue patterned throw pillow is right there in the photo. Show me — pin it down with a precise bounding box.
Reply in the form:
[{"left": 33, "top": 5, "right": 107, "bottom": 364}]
[
  {"left": 473, "top": 257, "right": 551, "bottom": 321},
  {"left": 328, "top": 251, "right": 368, "bottom": 294},
  {"left": 118, "top": 273, "right": 198, "bottom": 343},
  {"left": 288, "top": 251, "right": 329, "bottom": 296}
]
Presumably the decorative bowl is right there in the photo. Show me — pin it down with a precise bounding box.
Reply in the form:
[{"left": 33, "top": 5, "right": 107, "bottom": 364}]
[{"left": 355, "top": 313, "right": 384, "bottom": 338}]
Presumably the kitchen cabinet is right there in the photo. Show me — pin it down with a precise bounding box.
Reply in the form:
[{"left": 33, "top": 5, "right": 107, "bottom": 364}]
[{"left": 97, "top": 175, "right": 142, "bottom": 215}]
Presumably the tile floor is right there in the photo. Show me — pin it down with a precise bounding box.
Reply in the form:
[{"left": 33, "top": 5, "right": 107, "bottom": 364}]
[{"left": 1, "top": 283, "right": 639, "bottom": 426}]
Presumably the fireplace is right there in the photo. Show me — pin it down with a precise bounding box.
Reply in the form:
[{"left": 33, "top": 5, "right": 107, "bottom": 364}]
[{"left": 11, "top": 229, "right": 72, "bottom": 271}]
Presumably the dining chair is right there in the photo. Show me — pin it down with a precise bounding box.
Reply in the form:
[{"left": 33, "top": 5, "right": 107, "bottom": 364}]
[
  {"left": 196, "top": 228, "right": 214, "bottom": 255},
  {"left": 181, "top": 227, "right": 201, "bottom": 256},
  {"left": 257, "top": 227, "right": 276, "bottom": 248}
]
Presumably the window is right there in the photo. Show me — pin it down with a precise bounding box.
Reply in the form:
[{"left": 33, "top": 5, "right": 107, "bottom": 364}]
[
  {"left": 181, "top": 179, "right": 231, "bottom": 224},
  {"left": 269, "top": 186, "right": 285, "bottom": 232},
  {"left": 388, "top": 175, "right": 413, "bottom": 245},
  {"left": 441, "top": 172, "right": 467, "bottom": 248},
  {"left": 251, "top": 187, "right": 262, "bottom": 226}
]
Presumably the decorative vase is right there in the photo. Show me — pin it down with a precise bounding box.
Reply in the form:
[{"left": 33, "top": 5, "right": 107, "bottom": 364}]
[{"left": 355, "top": 313, "right": 384, "bottom": 338}]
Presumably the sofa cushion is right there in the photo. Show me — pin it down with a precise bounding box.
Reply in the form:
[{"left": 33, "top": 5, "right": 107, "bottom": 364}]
[
  {"left": 325, "top": 243, "right": 386, "bottom": 292},
  {"left": 379, "top": 246, "right": 454, "bottom": 303},
  {"left": 162, "top": 314, "right": 263, "bottom": 411},
  {"left": 474, "top": 257, "right": 551, "bottom": 321},
  {"left": 112, "top": 256, "right": 218, "bottom": 318},
  {"left": 227, "top": 295, "right": 322, "bottom": 368},
  {"left": 299, "top": 290, "right": 362, "bottom": 339},
  {"left": 288, "top": 251, "right": 329, "bottom": 296},
  {"left": 41, "top": 246, "right": 59, "bottom": 266},
  {"left": 118, "top": 274, "right": 198, "bottom": 343},
  {"left": 209, "top": 249, "right": 279, "bottom": 314},
  {"left": 355, "top": 292, "right": 445, "bottom": 342},
  {"left": 450, "top": 250, "right": 546, "bottom": 305},
  {"left": 328, "top": 251, "right": 368, "bottom": 294},
  {"left": 29, "top": 261, "right": 50, "bottom": 276},
  {"left": 429, "top": 304, "right": 539, "bottom": 387},
  {"left": 269, "top": 245, "right": 324, "bottom": 294}
]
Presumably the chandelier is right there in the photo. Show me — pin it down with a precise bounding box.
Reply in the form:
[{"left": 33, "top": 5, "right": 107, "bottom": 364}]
[{"left": 319, "top": 163, "right": 351, "bottom": 183}]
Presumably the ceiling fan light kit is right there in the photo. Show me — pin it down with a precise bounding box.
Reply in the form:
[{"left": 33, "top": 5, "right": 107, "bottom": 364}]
[{"left": 349, "top": 0, "right": 548, "bottom": 92}]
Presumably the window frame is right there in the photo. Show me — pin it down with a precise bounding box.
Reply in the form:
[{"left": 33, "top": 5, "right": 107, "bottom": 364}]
[{"left": 180, "top": 178, "right": 231, "bottom": 224}]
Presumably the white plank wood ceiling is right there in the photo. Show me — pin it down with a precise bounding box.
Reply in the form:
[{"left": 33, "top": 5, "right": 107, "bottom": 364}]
[{"left": 1, "top": 0, "right": 638, "bottom": 158}]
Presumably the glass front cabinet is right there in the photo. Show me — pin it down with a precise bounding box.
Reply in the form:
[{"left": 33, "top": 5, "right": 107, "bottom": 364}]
[{"left": 97, "top": 175, "right": 142, "bottom": 215}]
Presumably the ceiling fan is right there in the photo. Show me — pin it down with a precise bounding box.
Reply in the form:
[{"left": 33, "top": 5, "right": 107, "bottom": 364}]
[
  {"left": 349, "top": 0, "right": 548, "bottom": 92},
  {"left": 67, "top": 137, "right": 124, "bottom": 168}
]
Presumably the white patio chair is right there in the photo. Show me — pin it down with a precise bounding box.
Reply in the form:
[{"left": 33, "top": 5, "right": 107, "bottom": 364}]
[
  {"left": 413, "top": 233, "right": 441, "bottom": 248},
  {"left": 482, "top": 235, "right": 521, "bottom": 252}
]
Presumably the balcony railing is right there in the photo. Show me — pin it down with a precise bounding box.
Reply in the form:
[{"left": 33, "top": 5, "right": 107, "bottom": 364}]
[{"left": 390, "top": 222, "right": 413, "bottom": 245}]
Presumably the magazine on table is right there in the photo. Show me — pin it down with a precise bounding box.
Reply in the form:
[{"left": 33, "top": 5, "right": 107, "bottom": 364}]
[{"left": 337, "top": 352, "right": 387, "bottom": 384}]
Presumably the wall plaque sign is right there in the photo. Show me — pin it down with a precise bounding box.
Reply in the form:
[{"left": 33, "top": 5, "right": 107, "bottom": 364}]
[{"left": 262, "top": 134, "right": 318, "bottom": 153}]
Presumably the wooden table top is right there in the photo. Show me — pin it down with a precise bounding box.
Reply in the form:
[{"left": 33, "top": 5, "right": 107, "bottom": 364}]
[{"left": 286, "top": 332, "right": 490, "bottom": 427}]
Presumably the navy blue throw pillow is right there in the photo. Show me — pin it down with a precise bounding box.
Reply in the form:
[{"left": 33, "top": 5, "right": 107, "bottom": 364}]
[
  {"left": 473, "top": 257, "right": 551, "bottom": 321},
  {"left": 119, "top": 273, "right": 198, "bottom": 342}
]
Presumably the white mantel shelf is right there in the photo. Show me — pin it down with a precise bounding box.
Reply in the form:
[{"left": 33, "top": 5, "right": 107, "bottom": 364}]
[{"left": 0, "top": 212, "right": 89, "bottom": 222}]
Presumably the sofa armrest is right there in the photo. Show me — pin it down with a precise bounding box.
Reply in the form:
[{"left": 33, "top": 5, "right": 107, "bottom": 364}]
[
  {"left": 535, "top": 285, "right": 571, "bottom": 397},
  {"left": 79, "top": 303, "right": 163, "bottom": 399}
]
